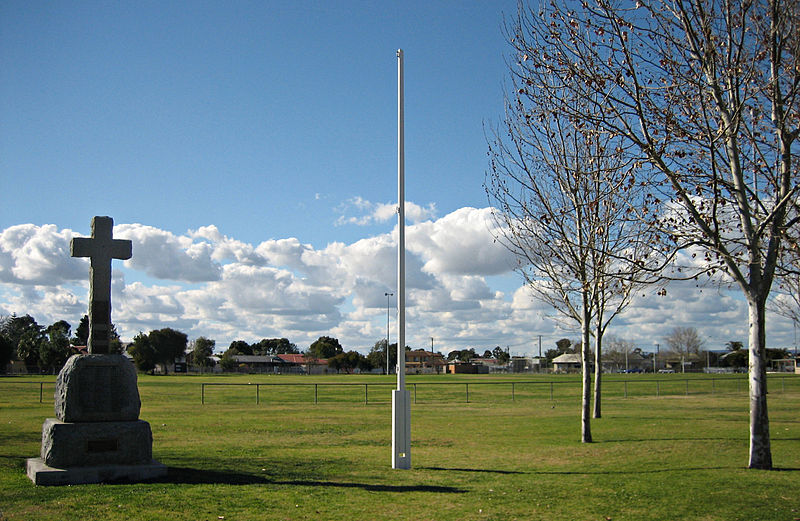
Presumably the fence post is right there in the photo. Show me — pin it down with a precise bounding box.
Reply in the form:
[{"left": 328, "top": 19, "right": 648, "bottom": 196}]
[
  {"left": 466, "top": 383, "right": 470, "bottom": 403},
  {"left": 712, "top": 377, "right": 715, "bottom": 394},
  {"left": 550, "top": 382, "right": 554, "bottom": 401},
  {"left": 201, "top": 383, "right": 205, "bottom": 405},
  {"left": 364, "top": 384, "right": 368, "bottom": 405},
  {"left": 656, "top": 381, "right": 660, "bottom": 397},
  {"left": 256, "top": 384, "right": 260, "bottom": 405},
  {"left": 624, "top": 381, "right": 627, "bottom": 399},
  {"left": 314, "top": 383, "right": 318, "bottom": 404},
  {"left": 40, "top": 382, "right": 43, "bottom": 404},
  {"left": 413, "top": 383, "right": 417, "bottom": 404},
  {"left": 685, "top": 379, "right": 689, "bottom": 396},
  {"left": 512, "top": 382, "right": 515, "bottom": 402}
]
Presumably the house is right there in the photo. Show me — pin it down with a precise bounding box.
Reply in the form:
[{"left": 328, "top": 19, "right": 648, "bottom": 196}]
[
  {"left": 406, "top": 349, "right": 446, "bottom": 374},
  {"left": 230, "top": 355, "right": 285, "bottom": 373},
  {"left": 771, "top": 357, "right": 799, "bottom": 374},
  {"left": 552, "top": 353, "right": 582, "bottom": 373},
  {"left": 276, "top": 353, "right": 332, "bottom": 374},
  {"left": 601, "top": 350, "right": 649, "bottom": 373},
  {"left": 510, "top": 356, "right": 546, "bottom": 373},
  {"left": 443, "top": 361, "right": 487, "bottom": 374},
  {"left": 662, "top": 353, "right": 703, "bottom": 373},
  {"left": 6, "top": 360, "right": 28, "bottom": 374},
  {"left": 470, "top": 357, "right": 508, "bottom": 373}
]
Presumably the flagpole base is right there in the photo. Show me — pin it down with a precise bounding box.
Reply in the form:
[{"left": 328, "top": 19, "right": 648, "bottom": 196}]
[{"left": 392, "top": 389, "right": 411, "bottom": 469}]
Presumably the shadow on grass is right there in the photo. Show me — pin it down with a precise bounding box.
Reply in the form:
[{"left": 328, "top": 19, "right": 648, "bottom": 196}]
[
  {"left": 537, "top": 466, "right": 800, "bottom": 475},
  {"left": 420, "top": 466, "right": 526, "bottom": 475},
  {"left": 421, "top": 465, "right": 748, "bottom": 476},
  {"left": 419, "top": 464, "right": 800, "bottom": 476},
  {"left": 532, "top": 466, "right": 734, "bottom": 475},
  {"left": 160, "top": 467, "right": 466, "bottom": 493},
  {"left": 598, "top": 437, "right": 745, "bottom": 443}
]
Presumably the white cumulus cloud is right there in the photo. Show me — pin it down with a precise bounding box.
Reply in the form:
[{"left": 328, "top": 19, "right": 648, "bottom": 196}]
[
  {"left": 2, "top": 208, "right": 790, "bottom": 354},
  {"left": 408, "top": 207, "right": 517, "bottom": 276},
  {"left": 116, "top": 224, "right": 222, "bottom": 282},
  {"left": 0, "top": 224, "right": 84, "bottom": 285}
]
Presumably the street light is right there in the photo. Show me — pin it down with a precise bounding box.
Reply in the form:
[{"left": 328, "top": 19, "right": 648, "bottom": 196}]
[
  {"left": 385, "top": 292, "right": 393, "bottom": 375},
  {"left": 653, "top": 343, "right": 660, "bottom": 373}
]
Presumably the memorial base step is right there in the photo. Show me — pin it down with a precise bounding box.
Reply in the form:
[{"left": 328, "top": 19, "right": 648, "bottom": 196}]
[{"left": 27, "top": 457, "right": 167, "bottom": 486}]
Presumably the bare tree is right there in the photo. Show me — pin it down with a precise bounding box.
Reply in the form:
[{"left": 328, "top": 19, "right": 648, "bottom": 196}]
[
  {"left": 508, "top": 0, "right": 799, "bottom": 470},
  {"left": 664, "top": 326, "right": 706, "bottom": 355},
  {"left": 664, "top": 326, "right": 706, "bottom": 371},
  {"left": 604, "top": 334, "right": 639, "bottom": 370},
  {"left": 487, "top": 77, "right": 659, "bottom": 438}
]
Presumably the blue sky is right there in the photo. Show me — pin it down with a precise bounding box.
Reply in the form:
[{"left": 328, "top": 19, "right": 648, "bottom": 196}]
[
  {"left": 1, "top": 1, "right": 507, "bottom": 244},
  {"left": 1, "top": 1, "right": 797, "bottom": 355}
]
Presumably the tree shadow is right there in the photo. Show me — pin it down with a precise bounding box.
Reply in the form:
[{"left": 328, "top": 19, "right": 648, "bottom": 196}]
[
  {"left": 531, "top": 466, "right": 735, "bottom": 476},
  {"left": 159, "top": 466, "right": 466, "bottom": 493},
  {"left": 597, "top": 437, "right": 745, "bottom": 443},
  {"left": 535, "top": 466, "right": 800, "bottom": 475},
  {"left": 416, "top": 463, "right": 800, "bottom": 476},
  {"left": 419, "top": 466, "right": 526, "bottom": 475}
]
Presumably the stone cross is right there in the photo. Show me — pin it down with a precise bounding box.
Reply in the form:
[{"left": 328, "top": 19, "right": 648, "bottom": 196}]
[{"left": 71, "top": 216, "right": 132, "bottom": 354}]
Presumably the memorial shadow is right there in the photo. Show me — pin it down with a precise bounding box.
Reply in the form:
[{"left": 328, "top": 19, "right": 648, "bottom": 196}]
[{"left": 161, "top": 466, "right": 466, "bottom": 493}]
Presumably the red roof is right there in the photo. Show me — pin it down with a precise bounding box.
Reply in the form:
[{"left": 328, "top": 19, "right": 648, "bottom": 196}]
[{"left": 277, "top": 354, "right": 328, "bottom": 365}]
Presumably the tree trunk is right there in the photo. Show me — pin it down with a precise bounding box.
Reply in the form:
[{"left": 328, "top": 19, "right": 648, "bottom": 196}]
[
  {"left": 593, "top": 324, "right": 602, "bottom": 419},
  {"left": 747, "top": 295, "right": 772, "bottom": 469},
  {"left": 581, "top": 294, "right": 593, "bottom": 443}
]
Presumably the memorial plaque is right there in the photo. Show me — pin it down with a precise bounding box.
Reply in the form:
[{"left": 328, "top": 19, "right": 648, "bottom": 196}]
[
  {"left": 78, "top": 365, "right": 122, "bottom": 414},
  {"left": 87, "top": 439, "right": 119, "bottom": 453}
]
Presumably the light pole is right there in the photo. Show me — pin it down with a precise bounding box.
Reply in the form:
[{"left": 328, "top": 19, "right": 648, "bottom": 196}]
[
  {"left": 431, "top": 337, "right": 436, "bottom": 374},
  {"left": 653, "top": 343, "right": 660, "bottom": 373},
  {"left": 385, "top": 292, "right": 393, "bottom": 375},
  {"left": 625, "top": 347, "right": 628, "bottom": 373}
]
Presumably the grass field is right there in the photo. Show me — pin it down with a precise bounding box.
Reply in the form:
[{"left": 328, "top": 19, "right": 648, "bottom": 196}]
[{"left": 1, "top": 373, "right": 798, "bottom": 520}]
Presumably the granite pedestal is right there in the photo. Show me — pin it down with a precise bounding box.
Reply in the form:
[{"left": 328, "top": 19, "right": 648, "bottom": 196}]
[{"left": 27, "top": 354, "right": 166, "bottom": 485}]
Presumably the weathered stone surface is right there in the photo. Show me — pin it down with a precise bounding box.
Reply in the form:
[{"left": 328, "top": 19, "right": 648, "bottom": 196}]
[
  {"left": 70, "top": 216, "right": 132, "bottom": 354},
  {"left": 26, "top": 216, "right": 164, "bottom": 487},
  {"left": 27, "top": 457, "right": 167, "bottom": 486},
  {"left": 40, "top": 418, "right": 154, "bottom": 468},
  {"left": 55, "top": 354, "right": 141, "bottom": 422}
]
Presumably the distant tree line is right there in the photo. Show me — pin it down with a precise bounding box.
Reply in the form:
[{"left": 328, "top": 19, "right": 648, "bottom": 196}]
[
  {"left": 0, "top": 313, "right": 121, "bottom": 374},
  {"left": 542, "top": 330, "right": 789, "bottom": 370},
  {"left": 446, "top": 346, "right": 510, "bottom": 364}
]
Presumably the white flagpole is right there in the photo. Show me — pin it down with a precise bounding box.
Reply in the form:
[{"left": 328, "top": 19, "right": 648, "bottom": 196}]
[{"left": 392, "top": 48, "right": 411, "bottom": 470}]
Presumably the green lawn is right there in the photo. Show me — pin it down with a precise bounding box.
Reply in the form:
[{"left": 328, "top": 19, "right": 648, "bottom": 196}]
[{"left": 1, "top": 373, "right": 798, "bottom": 520}]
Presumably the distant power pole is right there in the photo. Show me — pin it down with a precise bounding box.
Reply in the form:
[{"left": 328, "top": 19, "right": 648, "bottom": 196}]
[{"left": 538, "top": 335, "right": 542, "bottom": 358}]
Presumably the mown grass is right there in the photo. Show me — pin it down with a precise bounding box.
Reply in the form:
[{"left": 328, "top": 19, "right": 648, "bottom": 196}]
[{"left": 1, "top": 373, "right": 798, "bottom": 520}]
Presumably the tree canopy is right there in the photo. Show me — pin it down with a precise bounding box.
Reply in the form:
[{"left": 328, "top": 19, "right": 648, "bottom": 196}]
[
  {"left": 306, "top": 336, "right": 344, "bottom": 359},
  {"left": 191, "top": 337, "right": 215, "bottom": 368}
]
